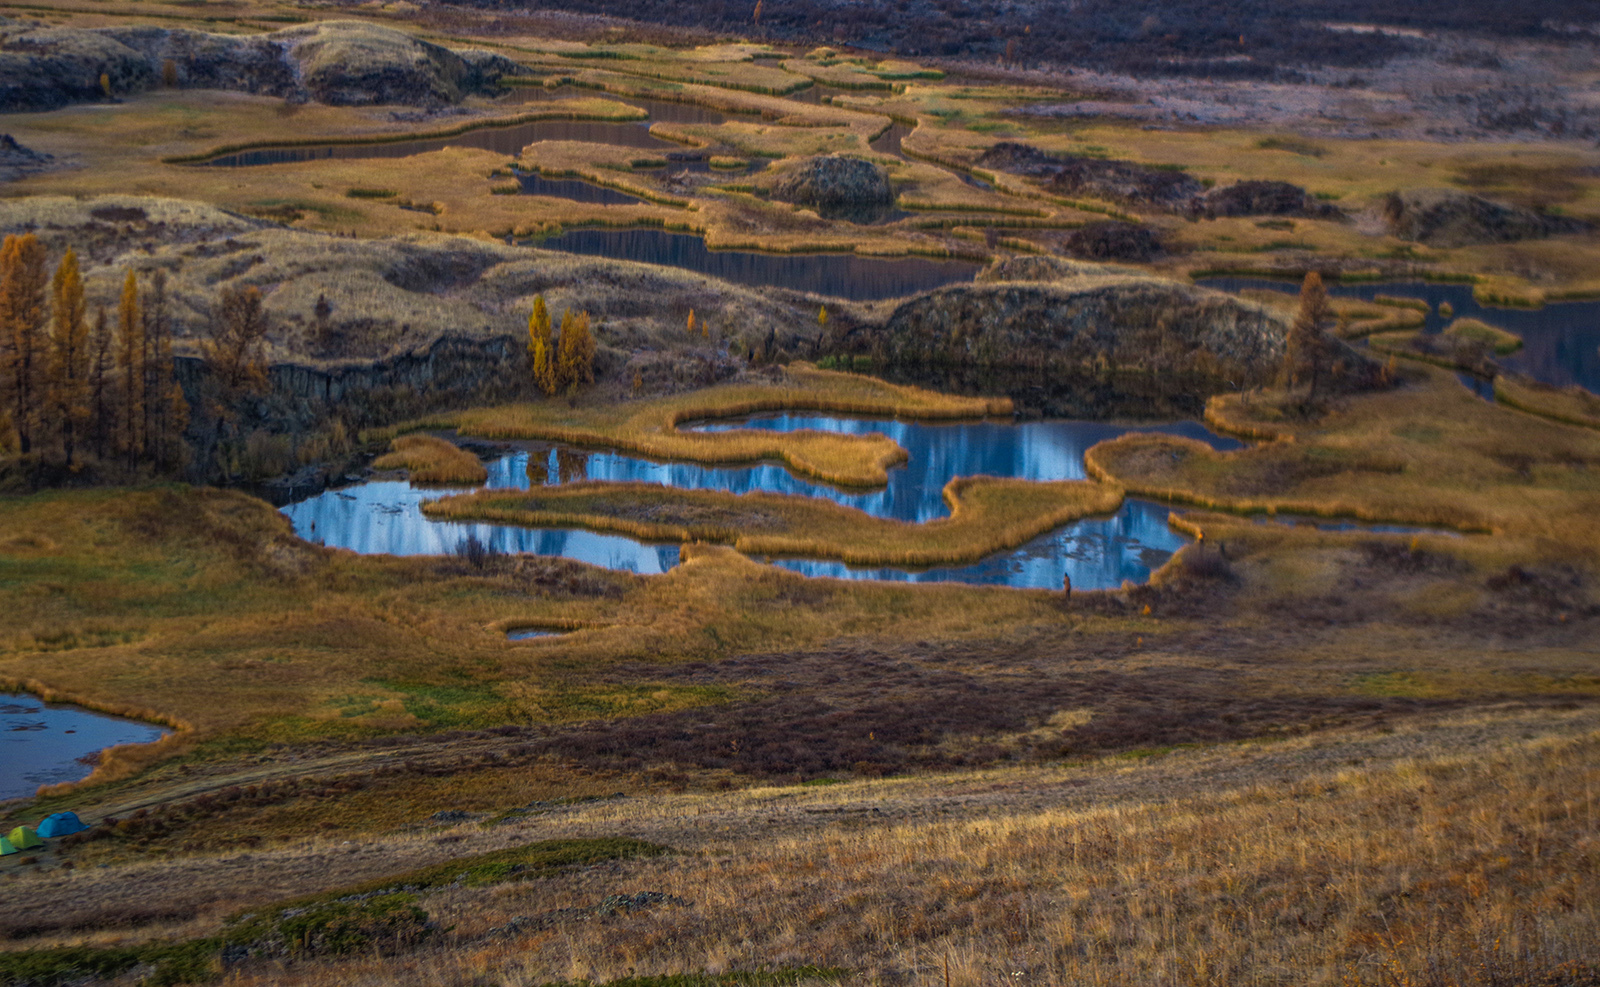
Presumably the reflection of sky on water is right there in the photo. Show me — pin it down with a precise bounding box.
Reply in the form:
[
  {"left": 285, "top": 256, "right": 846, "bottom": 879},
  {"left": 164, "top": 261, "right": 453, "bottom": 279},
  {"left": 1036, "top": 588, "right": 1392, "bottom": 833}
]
[
  {"left": 284, "top": 416, "right": 1243, "bottom": 589},
  {"left": 2, "top": 694, "right": 170, "bottom": 803}
]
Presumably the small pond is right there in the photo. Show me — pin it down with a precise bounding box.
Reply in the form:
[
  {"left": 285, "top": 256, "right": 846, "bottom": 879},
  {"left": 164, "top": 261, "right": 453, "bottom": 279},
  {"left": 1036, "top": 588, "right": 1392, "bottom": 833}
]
[
  {"left": 507, "top": 628, "right": 563, "bottom": 641},
  {"left": 284, "top": 415, "right": 1244, "bottom": 590},
  {"left": 1202, "top": 277, "right": 1600, "bottom": 394},
  {"left": 530, "top": 228, "right": 980, "bottom": 300},
  {"left": 2, "top": 694, "right": 170, "bottom": 803}
]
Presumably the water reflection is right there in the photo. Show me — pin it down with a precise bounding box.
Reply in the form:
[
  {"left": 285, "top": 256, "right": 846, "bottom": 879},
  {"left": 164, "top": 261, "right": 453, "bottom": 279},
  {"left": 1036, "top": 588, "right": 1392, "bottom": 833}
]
[
  {"left": 531, "top": 228, "right": 980, "bottom": 300},
  {"left": 1202, "top": 277, "right": 1600, "bottom": 394},
  {"left": 2, "top": 695, "right": 170, "bottom": 802},
  {"left": 283, "top": 415, "right": 1244, "bottom": 589}
]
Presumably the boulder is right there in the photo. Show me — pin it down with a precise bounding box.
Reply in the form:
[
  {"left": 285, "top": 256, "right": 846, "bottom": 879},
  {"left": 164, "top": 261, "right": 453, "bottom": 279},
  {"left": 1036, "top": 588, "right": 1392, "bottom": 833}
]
[
  {"left": 771, "top": 154, "right": 894, "bottom": 221},
  {"left": 1382, "top": 188, "right": 1588, "bottom": 248},
  {"left": 1197, "top": 180, "right": 1343, "bottom": 220}
]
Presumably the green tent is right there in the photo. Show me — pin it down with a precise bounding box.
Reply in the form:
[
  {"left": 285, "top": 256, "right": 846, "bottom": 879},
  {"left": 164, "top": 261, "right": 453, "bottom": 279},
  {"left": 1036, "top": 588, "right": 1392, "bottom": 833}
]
[
  {"left": 6, "top": 826, "right": 42, "bottom": 850},
  {"left": 0, "top": 836, "right": 15, "bottom": 856}
]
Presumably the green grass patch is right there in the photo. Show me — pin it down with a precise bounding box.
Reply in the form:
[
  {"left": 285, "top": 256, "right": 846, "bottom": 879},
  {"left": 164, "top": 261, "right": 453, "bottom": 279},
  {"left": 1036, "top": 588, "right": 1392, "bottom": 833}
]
[{"left": 345, "top": 187, "right": 398, "bottom": 199}]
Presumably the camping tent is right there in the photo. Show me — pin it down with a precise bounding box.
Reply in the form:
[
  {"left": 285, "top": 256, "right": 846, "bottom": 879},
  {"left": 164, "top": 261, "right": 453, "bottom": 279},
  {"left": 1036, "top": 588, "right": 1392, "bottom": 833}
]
[
  {"left": 36, "top": 812, "right": 87, "bottom": 838},
  {"left": 0, "top": 836, "right": 15, "bottom": 855},
  {"left": 6, "top": 826, "right": 42, "bottom": 850}
]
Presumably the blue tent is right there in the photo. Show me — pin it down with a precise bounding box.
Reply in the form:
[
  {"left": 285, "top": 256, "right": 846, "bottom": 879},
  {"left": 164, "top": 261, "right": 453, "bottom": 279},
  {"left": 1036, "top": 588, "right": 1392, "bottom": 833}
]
[{"left": 36, "top": 812, "right": 88, "bottom": 838}]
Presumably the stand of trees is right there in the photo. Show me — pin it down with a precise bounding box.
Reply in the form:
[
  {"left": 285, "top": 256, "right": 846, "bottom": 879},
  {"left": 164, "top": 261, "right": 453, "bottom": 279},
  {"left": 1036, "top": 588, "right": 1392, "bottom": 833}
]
[
  {"left": 527, "top": 294, "right": 595, "bottom": 397},
  {"left": 0, "top": 233, "right": 188, "bottom": 473}
]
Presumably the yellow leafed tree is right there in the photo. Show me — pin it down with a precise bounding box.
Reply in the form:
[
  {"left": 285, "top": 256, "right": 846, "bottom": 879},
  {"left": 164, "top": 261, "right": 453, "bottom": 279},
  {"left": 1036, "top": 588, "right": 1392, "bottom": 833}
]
[
  {"left": 529, "top": 294, "right": 556, "bottom": 396},
  {"left": 48, "top": 248, "right": 90, "bottom": 466},
  {"left": 556, "top": 309, "right": 595, "bottom": 390},
  {"left": 0, "top": 233, "right": 48, "bottom": 455}
]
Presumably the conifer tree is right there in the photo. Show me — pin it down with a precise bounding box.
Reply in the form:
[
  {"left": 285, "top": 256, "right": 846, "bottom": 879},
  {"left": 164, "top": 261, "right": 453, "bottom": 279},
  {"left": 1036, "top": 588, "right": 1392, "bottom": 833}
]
[
  {"left": 687, "top": 308, "right": 696, "bottom": 337},
  {"left": 202, "top": 284, "right": 270, "bottom": 478},
  {"left": 1284, "top": 271, "right": 1332, "bottom": 398},
  {"left": 88, "top": 304, "right": 113, "bottom": 463},
  {"left": 48, "top": 248, "right": 90, "bottom": 466},
  {"left": 528, "top": 294, "right": 555, "bottom": 395},
  {"left": 117, "top": 268, "right": 144, "bottom": 467},
  {"left": 557, "top": 309, "right": 595, "bottom": 390},
  {"left": 0, "top": 233, "right": 48, "bottom": 454},
  {"left": 144, "top": 270, "right": 185, "bottom": 469}
]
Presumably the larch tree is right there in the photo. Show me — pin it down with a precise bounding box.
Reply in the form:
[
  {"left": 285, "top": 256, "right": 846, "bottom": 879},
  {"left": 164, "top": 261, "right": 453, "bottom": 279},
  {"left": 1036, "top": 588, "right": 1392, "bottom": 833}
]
[
  {"left": 48, "top": 248, "right": 90, "bottom": 466},
  {"left": 88, "top": 304, "right": 114, "bottom": 463},
  {"left": 528, "top": 294, "right": 555, "bottom": 396},
  {"left": 1285, "top": 270, "right": 1332, "bottom": 398},
  {"left": 202, "top": 284, "right": 270, "bottom": 477},
  {"left": 143, "top": 269, "right": 185, "bottom": 469},
  {"left": 0, "top": 233, "right": 49, "bottom": 454},
  {"left": 117, "top": 269, "right": 144, "bottom": 467},
  {"left": 556, "top": 309, "right": 595, "bottom": 390}
]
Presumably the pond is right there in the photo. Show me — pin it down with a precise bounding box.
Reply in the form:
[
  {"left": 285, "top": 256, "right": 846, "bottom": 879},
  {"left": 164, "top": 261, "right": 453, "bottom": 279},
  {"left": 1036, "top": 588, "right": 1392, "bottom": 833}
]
[
  {"left": 283, "top": 415, "right": 1244, "bottom": 590},
  {"left": 2, "top": 694, "right": 170, "bottom": 803},
  {"left": 530, "top": 228, "right": 980, "bottom": 300},
  {"left": 1202, "top": 277, "right": 1600, "bottom": 394}
]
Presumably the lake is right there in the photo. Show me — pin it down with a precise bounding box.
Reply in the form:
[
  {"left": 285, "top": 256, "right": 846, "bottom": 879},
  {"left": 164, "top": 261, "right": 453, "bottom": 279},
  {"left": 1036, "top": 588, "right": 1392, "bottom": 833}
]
[
  {"left": 284, "top": 415, "right": 1243, "bottom": 590},
  {"left": 1, "top": 694, "right": 170, "bottom": 803}
]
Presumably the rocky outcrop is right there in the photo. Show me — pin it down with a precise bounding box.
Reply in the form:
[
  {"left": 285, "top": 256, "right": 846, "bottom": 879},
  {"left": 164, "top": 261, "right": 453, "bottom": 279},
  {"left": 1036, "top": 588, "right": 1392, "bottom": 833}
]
[
  {"left": 1064, "top": 221, "right": 1164, "bottom": 261},
  {"left": 1382, "top": 188, "right": 1588, "bottom": 248},
  {"left": 1196, "top": 180, "right": 1343, "bottom": 220},
  {"left": 977, "top": 142, "right": 1204, "bottom": 210},
  {"left": 771, "top": 154, "right": 894, "bottom": 221},
  {"left": 879, "top": 276, "right": 1288, "bottom": 381},
  {"left": 976, "top": 256, "right": 1142, "bottom": 283},
  {"left": 0, "top": 134, "right": 54, "bottom": 181},
  {"left": 0, "top": 21, "right": 525, "bottom": 112}
]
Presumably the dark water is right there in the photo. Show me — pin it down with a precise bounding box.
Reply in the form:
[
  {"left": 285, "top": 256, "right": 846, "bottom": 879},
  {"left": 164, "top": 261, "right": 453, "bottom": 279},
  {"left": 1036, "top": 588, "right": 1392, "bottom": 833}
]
[
  {"left": 2, "top": 694, "right": 170, "bottom": 803},
  {"left": 284, "top": 416, "right": 1244, "bottom": 590},
  {"left": 518, "top": 171, "right": 649, "bottom": 205},
  {"left": 870, "top": 120, "right": 914, "bottom": 155},
  {"left": 1202, "top": 277, "right": 1600, "bottom": 394},
  {"left": 532, "top": 228, "right": 980, "bottom": 300}
]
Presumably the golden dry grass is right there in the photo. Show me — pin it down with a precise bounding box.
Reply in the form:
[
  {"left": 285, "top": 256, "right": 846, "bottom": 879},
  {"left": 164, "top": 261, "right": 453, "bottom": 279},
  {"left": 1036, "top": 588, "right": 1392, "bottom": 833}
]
[
  {"left": 1444, "top": 317, "right": 1522, "bottom": 353},
  {"left": 421, "top": 475, "right": 1123, "bottom": 568},
  {"left": 1086, "top": 366, "right": 1600, "bottom": 548},
  {"left": 373, "top": 434, "right": 488, "bottom": 484},
  {"left": 424, "top": 364, "right": 1011, "bottom": 488},
  {"left": 1494, "top": 374, "right": 1600, "bottom": 430}
]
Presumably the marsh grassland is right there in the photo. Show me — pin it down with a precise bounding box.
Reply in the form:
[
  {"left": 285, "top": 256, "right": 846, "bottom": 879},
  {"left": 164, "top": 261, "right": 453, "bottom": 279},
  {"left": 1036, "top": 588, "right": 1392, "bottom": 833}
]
[{"left": 1, "top": 2, "right": 1598, "bottom": 985}]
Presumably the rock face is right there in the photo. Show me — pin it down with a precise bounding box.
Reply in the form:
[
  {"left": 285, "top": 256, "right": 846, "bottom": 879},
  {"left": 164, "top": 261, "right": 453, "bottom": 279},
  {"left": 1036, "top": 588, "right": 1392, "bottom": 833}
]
[
  {"left": 0, "top": 134, "right": 53, "bottom": 181},
  {"left": 1064, "top": 221, "right": 1163, "bottom": 261},
  {"left": 977, "top": 142, "right": 1204, "bottom": 210},
  {"left": 772, "top": 155, "right": 895, "bottom": 220},
  {"left": 0, "top": 21, "right": 523, "bottom": 112},
  {"left": 879, "top": 276, "right": 1288, "bottom": 381},
  {"left": 1383, "top": 188, "right": 1588, "bottom": 247},
  {"left": 1197, "top": 180, "right": 1343, "bottom": 219}
]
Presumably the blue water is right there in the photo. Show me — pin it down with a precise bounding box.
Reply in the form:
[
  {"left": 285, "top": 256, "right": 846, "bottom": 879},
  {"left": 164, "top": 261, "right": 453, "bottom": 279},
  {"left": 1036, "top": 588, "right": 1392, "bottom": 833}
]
[
  {"left": 2, "top": 695, "right": 170, "bottom": 803},
  {"left": 283, "top": 416, "right": 1244, "bottom": 589},
  {"left": 532, "top": 228, "right": 981, "bottom": 300},
  {"left": 1201, "top": 277, "right": 1600, "bottom": 394}
]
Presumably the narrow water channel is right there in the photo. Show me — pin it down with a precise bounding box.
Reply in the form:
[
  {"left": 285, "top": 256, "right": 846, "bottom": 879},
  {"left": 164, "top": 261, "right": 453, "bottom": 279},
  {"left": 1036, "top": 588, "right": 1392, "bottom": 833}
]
[
  {"left": 1202, "top": 277, "right": 1600, "bottom": 394},
  {"left": 2, "top": 695, "right": 170, "bottom": 803},
  {"left": 284, "top": 416, "right": 1243, "bottom": 590},
  {"left": 529, "top": 228, "right": 980, "bottom": 300}
]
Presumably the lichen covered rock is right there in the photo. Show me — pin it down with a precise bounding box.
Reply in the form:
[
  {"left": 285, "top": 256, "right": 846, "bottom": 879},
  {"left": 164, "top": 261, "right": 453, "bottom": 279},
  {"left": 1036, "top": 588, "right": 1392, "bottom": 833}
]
[
  {"left": 1382, "top": 188, "right": 1588, "bottom": 247},
  {"left": 772, "top": 154, "right": 894, "bottom": 221}
]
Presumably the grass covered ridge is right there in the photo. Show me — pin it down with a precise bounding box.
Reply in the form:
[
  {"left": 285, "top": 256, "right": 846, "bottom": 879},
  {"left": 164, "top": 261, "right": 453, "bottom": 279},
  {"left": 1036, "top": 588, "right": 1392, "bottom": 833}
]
[
  {"left": 1088, "top": 366, "right": 1600, "bottom": 548},
  {"left": 373, "top": 434, "right": 488, "bottom": 484},
  {"left": 422, "top": 476, "right": 1124, "bottom": 568},
  {"left": 426, "top": 364, "right": 1012, "bottom": 487},
  {"left": 1495, "top": 374, "right": 1600, "bottom": 430}
]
